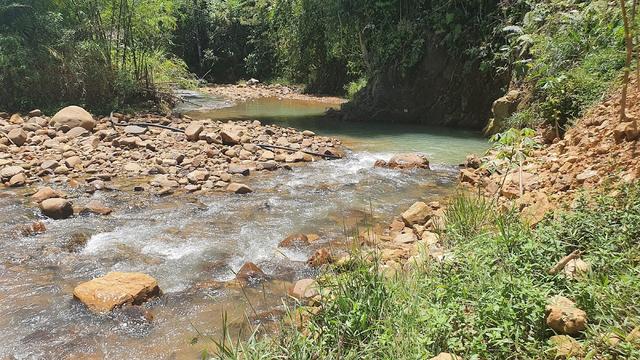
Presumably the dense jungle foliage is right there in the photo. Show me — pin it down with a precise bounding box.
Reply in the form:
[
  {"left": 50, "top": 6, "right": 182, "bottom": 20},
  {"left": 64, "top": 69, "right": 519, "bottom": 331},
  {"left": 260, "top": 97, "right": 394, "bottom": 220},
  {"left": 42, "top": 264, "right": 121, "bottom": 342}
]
[{"left": 0, "top": 0, "right": 631, "bottom": 129}]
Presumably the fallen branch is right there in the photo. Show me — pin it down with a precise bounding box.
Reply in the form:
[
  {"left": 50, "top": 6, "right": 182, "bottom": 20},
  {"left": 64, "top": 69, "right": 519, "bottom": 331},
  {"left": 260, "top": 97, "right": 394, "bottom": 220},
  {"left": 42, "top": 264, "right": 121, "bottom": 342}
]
[
  {"left": 548, "top": 250, "right": 581, "bottom": 275},
  {"left": 109, "top": 112, "right": 185, "bottom": 133},
  {"left": 0, "top": 130, "right": 15, "bottom": 146},
  {"left": 256, "top": 144, "right": 342, "bottom": 159}
]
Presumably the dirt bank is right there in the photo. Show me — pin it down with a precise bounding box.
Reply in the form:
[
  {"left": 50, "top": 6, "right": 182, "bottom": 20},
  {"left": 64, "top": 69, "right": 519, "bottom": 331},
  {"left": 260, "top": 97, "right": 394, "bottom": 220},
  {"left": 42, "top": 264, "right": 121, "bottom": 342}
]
[{"left": 200, "top": 83, "right": 347, "bottom": 106}]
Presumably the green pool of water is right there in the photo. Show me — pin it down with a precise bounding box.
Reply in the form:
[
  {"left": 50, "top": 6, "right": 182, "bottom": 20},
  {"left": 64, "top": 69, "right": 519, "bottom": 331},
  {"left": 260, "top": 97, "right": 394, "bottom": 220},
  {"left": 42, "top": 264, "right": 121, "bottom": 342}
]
[{"left": 185, "top": 96, "right": 489, "bottom": 164}]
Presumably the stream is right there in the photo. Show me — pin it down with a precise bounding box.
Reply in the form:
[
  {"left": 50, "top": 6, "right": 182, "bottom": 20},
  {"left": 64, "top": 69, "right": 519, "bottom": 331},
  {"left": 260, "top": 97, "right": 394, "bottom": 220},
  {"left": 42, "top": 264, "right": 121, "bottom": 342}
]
[{"left": 0, "top": 93, "right": 488, "bottom": 359}]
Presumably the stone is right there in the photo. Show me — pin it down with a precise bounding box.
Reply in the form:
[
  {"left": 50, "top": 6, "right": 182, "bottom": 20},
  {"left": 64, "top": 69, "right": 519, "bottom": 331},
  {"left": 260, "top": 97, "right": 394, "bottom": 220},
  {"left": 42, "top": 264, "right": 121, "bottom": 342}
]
[
  {"left": 28, "top": 109, "right": 42, "bottom": 117},
  {"left": 401, "top": 202, "right": 432, "bottom": 226},
  {"left": 393, "top": 231, "right": 417, "bottom": 244},
  {"left": 73, "top": 272, "right": 161, "bottom": 313},
  {"left": 307, "top": 248, "right": 333, "bottom": 267},
  {"left": 66, "top": 127, "right": 89, "bottom": 138},
  {"left": 124, "top": 162, "right": 143, "bottom": 172},
  {"left": 8, "top": 173, "right": 26, "bottom": 187},
  {"left": 550, "top": 335, "right": 583, "bottom": 358},
  {"left": 79, "top": 200, "right": 112, "bottom": 215},
  {"left": 259, "top": 150, "right": 275, "bottom": 161},
  {"left": 228, "top": 164, "right": 250, "bottom": 176},
  {"left": 1, "top": 165, "right": 24, "bottom": 180},
  {"left": 31, "top": 187, "right": 61, "bottom": 203},
  {"left": 576, "top": 169, "right": 598, "bottom": 183},
  {"left": 613, "top": 121, "right": 640, "bottom": 143},
  {"left": 9, "top": 113, "right": 23, "bottom": 124},
  {"left": 51, "top": 106, "right": 96, "bottom": 131},
  {"left": 227, "top": 182, "right": 253, "bottom": 194},
  {"left": 286, "top": 151, "right": 312, "bottom": 163},
  {"left": 187, "top": 170, "right": 209, "bottom": 184},
  {"left": 563, "top": 258, "right": 591, "bottom": 279},
  {"left": 185, "top": 123, "right": 204, "bottom": 141},
  {"left": 7, "top": 128, "right": 27, "bottom": 146},
  {"left": 302, "top": 130, "right": 315, "bottom": 137},
  {"left": 65, "top": 156, "right": 82, "bottom": 168},
  {"left": 220, "top": 130, "right": 240, "bottom": 145},
  {"left": 40, "top": 198, "right": 73, "bottom": 219},
  {"left": 279, "top": 233, "right": 309, "bottom": 248},
  {"left": 289, "top": 278, "right": 319, "bottom": 300},
  {"left": 545, "top": 296, "right": 587, "bottom": 335},
  {"left": 463, "top": 154, "right": 482, "bottom": 169},
  {"left": 385, "top": 153, "right": 430, "bottom": 170},
  {"left": 124, "top": 125, "right": 147, "bottom": 135},
  {"left": 235, "top": 262, "right": 267, "bottom": 285}
]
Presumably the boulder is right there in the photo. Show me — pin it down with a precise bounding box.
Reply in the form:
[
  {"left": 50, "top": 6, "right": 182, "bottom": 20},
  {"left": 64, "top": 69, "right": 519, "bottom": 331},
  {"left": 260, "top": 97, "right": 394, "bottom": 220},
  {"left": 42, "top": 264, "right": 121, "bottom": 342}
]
[
  {"left": 228, "top": 164, "right": 250, "bottom": 176},
  {"left": 235, "top": 262, "right": 267, "bottom": 285},
  {"left": 401, "top": 202, "right": 432, "bottom": 226},
  {"left": 79, "top": 200, "right": 113, "bottom": 215},
  {"left": 73, "top": 272, "right": 161, "bottom": 313},
  {"left": 545, "top": 296, "right": 587, "bottom": 335},
  {"left": 51, "top": 106, "right": 96, "bottom": 131},
  {"left": 0, "top": 165, "right": 24, "bottom": 180},
  {"left": 8, "top": 173, "right": 26, "bottom": 187},
  {"left": 185, "top": 123, "right": 204, "bottom": 141},
  {"left": 279, "top": 233, "right": 309, "bottom": 248},
  {"left": 302, "top": 130, "right": 315, "bottom": 137},
  {"left": 40, "top": 198, "right": 73, "bottom": 219},
  {"left": 220, "top": 130, "right": 241, "bottom": 145},
  {"left": 289, "top": 278, "right": 319, "bottom": 300},
  {"left": 7, "top": 128, "right": 27, "bottom": 146},
  {"left": 563, "top": 259, "right": 591, "bottom": 280},
  {"left": 378, "top": 153, "right": 430, "bottom": 170},
  {"left": 124, "top": 125, "right": 147, "bottom": 135},
  {"left": 613, "top": 121, "right": 640, "bottom": 143},
  {"left": 65, "top": 126, "right": 89, "bottom": 138},
  {"left": 286, "top": 151, "right": 312, "bottom": 163},
  {"left": 550, "top": 335, "right": 583, "bottom": 358},
  {"left": 9, "top": 113, "right": 23, "bottom": 124},
  {"left": 227, "top": 182, "right": 253, "bottom": 194},
  {"left": 307, "top": 248, "right": 333, "bottom": 267},
  {"left": 31, "top": 187, "right": 61, "bottom": 203}
]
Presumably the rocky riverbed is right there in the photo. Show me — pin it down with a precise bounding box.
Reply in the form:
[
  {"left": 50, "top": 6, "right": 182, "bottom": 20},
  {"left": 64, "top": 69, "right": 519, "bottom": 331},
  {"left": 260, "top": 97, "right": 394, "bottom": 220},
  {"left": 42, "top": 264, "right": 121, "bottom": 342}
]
[
  {"left": 200, "top": 82, "right": 347, "bottom": 105},
  {"left": 0, "top": 106, "right": 344, "bottom": 207}
]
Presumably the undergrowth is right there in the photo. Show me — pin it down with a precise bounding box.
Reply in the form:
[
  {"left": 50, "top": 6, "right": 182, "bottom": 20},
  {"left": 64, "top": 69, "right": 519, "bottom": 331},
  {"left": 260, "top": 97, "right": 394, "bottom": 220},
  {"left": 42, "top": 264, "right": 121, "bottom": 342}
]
[{"left": 213, "top": 183, "right": 640, "bottom": 359}]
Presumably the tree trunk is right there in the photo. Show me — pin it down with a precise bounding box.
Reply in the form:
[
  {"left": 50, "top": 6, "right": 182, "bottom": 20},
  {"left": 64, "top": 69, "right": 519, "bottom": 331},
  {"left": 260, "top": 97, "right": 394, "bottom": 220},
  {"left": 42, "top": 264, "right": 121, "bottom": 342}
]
[{"left": 621, "top": 0, "right": 633, "bottom": 121}]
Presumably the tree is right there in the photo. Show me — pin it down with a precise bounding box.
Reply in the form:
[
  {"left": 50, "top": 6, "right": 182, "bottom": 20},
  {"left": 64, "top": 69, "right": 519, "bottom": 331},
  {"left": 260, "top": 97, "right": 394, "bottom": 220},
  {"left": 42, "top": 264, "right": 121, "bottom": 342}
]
[{"left": 620, "top": 0, "right": 633, "bottom": 121}]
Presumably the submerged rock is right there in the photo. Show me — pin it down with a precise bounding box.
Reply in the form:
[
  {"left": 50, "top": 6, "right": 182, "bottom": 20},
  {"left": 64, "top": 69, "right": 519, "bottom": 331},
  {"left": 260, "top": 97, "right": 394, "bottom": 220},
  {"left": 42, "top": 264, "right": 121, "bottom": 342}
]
[
  {"left": 235, "top": 262, "right": 267, "bottom": 285},
  {"left": 279, "top": 233, "right": 309, "bottom": 248},
  {"left": 73, "top": 272, "right": 161, "bottom": 313}
]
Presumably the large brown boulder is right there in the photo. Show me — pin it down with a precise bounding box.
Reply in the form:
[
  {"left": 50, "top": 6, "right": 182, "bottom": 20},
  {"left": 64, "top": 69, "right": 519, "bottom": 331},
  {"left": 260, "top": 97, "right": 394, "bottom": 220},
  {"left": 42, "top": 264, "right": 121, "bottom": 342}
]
[
  {"left": 376, "top": 153, "right": 430, "bottom": 170},
  {"left": 31, "top": 186, "right": 61, "bottom": 203},
  {"left": 401, "top": 201, "right": 432, "bottom": 226},
  {"left": 545, "top": 296, "right": 587, "bottom": 335},
  {"left": 73, "top": 272, "right": 161, "bottom": 313},
  {"left": 7, "top": 128, "right": 27, "bottom": 146},
  {"left": 51, "top": 106, "right": 96, "bottom": 132},
  {"left": 40, "top": 198, "right": 73, "bottom": 219}
]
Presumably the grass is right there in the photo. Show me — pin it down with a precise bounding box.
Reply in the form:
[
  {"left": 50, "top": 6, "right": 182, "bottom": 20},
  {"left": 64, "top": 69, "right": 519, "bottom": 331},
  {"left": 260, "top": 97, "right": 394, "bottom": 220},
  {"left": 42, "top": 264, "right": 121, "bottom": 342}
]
[{"left": 208, "top": 184, "right": 640, "bottom": 359}]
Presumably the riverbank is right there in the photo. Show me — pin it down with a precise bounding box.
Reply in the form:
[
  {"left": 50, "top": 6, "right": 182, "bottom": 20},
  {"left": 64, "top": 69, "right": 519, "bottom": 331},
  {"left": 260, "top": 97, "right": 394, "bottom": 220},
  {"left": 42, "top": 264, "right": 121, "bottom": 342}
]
[
  {"left": 0, "top": 105, "right": 344, "bottom": 204},
  {"left": 199, "top": 83, "right": 347, "bottom": 106},
  {"left": 224, "top": 81, "right": 640, "bottom": 359}
]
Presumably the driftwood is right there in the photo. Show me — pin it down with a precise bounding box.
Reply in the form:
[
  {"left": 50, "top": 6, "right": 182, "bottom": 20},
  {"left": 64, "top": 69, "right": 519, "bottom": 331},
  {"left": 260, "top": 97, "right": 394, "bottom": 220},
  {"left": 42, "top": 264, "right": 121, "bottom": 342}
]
[
  {"left": 256, "top": 143, "right": 342, "bottom": 159},
  {"left": 0, "top": 131, "right": 15, "bottom": 146},
  {"left": 548, "top": 250, "right": 581, "bottom": 275},
  {"left": 109, "top": 112, "right": 185, "bottom": 133}
]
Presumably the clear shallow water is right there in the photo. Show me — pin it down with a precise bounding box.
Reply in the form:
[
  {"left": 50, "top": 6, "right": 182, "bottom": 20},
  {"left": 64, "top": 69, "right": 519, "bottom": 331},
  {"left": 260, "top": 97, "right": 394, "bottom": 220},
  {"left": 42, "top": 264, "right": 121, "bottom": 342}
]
[{"left": 0, "top": 93, "right": 488, "bottom": 359}]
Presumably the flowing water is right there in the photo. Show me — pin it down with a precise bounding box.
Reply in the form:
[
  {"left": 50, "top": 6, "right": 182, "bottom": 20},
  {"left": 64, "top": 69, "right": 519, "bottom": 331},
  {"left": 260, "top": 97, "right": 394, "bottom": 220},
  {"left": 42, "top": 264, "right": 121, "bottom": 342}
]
[{"left": 0, "top": 94, "right": 488, "bottom": 359}]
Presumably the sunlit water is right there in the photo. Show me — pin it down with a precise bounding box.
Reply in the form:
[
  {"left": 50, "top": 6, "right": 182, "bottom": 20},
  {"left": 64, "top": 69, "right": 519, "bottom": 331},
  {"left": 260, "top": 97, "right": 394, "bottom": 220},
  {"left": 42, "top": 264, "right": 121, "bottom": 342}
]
[{"left": 0, "top": 93, "right": 488, "bottom": 359}]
